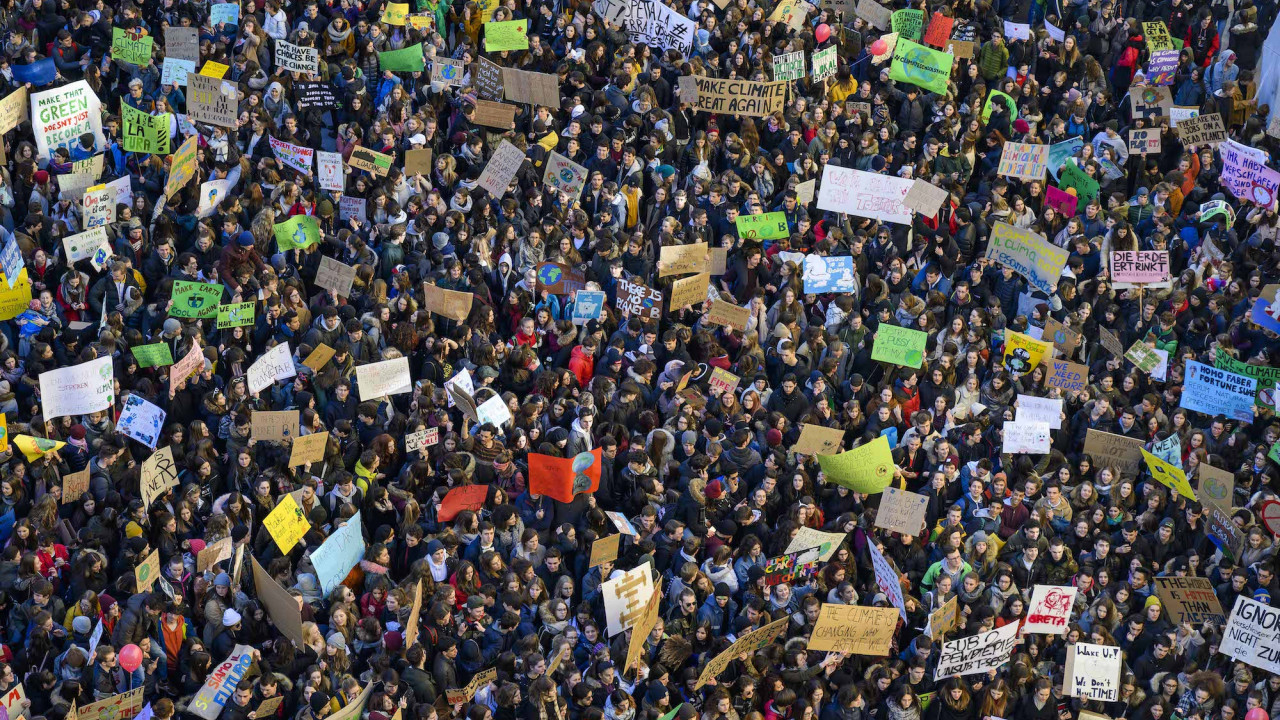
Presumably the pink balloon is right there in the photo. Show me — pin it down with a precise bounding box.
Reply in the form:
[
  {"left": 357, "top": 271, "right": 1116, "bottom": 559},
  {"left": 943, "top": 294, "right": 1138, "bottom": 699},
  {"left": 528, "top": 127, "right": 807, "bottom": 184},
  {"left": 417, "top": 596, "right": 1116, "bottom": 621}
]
[
  {"left": 815, "top": 23, "right": 831, "bottom": 43},
  {"left": 1246, "top": 710, "right": 1269, "bottom": 720},
  {"left": 120, "top": 644, "right": 143, "bottom": 673},
  {"left": 870, "top": 38, "right": 888, "bottom": 55}
]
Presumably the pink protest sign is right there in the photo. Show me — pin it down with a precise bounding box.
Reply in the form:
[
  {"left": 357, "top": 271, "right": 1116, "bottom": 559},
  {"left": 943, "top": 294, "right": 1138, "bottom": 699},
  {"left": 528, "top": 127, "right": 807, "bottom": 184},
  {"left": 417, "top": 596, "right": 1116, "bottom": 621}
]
[
  {"left": 1045, "top": 186, "right": 1077, "bottom": 217},
  {"left": 1111, "top": 250, "right": 1170, "bottom": 284}
]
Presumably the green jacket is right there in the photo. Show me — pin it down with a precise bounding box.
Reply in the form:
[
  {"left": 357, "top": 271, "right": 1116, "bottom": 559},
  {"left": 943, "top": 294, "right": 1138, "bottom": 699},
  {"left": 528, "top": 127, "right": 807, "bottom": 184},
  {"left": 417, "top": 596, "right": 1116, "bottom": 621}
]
[{"left": 978, "top": 41, "right": 1009, "bottom": 82}]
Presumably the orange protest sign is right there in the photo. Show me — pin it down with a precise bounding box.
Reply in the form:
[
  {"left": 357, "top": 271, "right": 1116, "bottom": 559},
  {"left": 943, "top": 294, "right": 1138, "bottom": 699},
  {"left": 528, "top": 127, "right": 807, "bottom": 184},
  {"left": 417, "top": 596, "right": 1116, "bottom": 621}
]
[{"left": 529, "top": 448, "right": 602, "bottom": 503}]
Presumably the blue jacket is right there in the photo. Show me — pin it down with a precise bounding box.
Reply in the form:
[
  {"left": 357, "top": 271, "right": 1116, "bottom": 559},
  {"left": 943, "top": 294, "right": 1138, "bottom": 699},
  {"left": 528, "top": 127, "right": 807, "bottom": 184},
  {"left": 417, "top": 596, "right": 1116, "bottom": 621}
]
[{"left": 696, "top": 594, "right": 739, "bottom": 636}]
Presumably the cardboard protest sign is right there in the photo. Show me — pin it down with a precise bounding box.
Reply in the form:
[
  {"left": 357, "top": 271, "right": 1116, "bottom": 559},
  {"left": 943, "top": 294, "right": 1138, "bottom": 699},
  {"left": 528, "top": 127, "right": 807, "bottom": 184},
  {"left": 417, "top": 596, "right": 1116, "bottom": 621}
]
[
  {"left": 1129, "top": 128, "right": 1161, "bottom": 155},
  {"left": 695, "top": 617, "right": 789, "bottom": 688},
  {"left": 139, "top": 444, "right": 180, "bottom": 508},
  {"left": 669, "top": 273, "right": 709, "bottom": 309},
  {"left": 78, "top": 688, "right": 145, "bottom": 720},
  {"left": 817, "top": 164, "right": 913, "bottom": 224},
  {"left": 536, "top": 262, "right": 586, "bottom": 295},
  {"left": 792, "top": 423, "right": 847, "bottom": 457},
  {"left": 617, "top": 278, "right": 662, "bottom": 320},
  {"left": 707, "top": 299, "right": 749, "bottom": 330},
  {"left": 502, "top": 67, "right": 560, "bottom": 107},
  {"left": 302, "top": 344, "right": 336, "bottom": 372},
  {"left": 62, "top": 468, "right": 90, "bottom": 504},
  {"left": 855, "top": 0, "right": 892, "bottom": 28},
  {"left": 1177, "top": 112, "right": 1226, "bottom": 146},
  {"left": 347, "top": 146, "right": 393, "bottom": 177},
  {"left": 874, "top": 486, "right": 929, "bottom": 535},
  {"left": 251, "top": 556, "right": 305, "bottom": 646},
  {"left": 471, "top": 100, "right": 516, "bottom": 129},
  {"left": 1064, "top": 643, "right": 1122, "bottom": 700},
  {"left": 934, "top": 623, "right": 1020, "bottom": 679},
  {"left": 473, "top": 58, "right": 505, "bottom": 100},
  {"left": 818, "top": 436, "right": 898, "bottom": 493},
  {"left": 476, "top": 140, "right": 525, "bottom": 196},
  {"left": 445, "top": 668, "right": 497, "bottom": 705},
  {"left": 423, "top": 283, "right": 473, "bottom": 323},
  {"left": 872, "top": 324, "right": 928, "bottom": 368},
  {"left": 1042, "top": 317, "right": 1081, "bottom": 357},
  {"left": 1154, "top": 576, "right": 1225, "bottom": 625},
  {"left": 135, "top": 548, "right": 161, "bottom": 591},
  {"left": 316, "top": 256, "right": 357, "bottom": 297},
  {"left": 196, "top": 537, "right": 232, "bottom": 573},
  {"left": 252, "top": 410, "right": 298, "bottom": 442},
  {"left": 928, "top": 596, "right": 959, "bottom": 638},
  {"left": 589, "top": 534, "right": 622, "bottom": 567},
  {"left": 659, "top": 243, "right": 709, "bottom": 276},
  {"left": 808, "top": 605, "right": 900, "bottom": 654},
  {"left": 680, "top": 76, "right": 787, "bottom": 118},
  {"left": 986, "top": 222, "right": 1067, "bottom": 295},
  {"left": 529, "top": 448, "right": 602, "bottom": 503},
  {"left": 624, "top": 580, "right": 662, "bottom": 672}
]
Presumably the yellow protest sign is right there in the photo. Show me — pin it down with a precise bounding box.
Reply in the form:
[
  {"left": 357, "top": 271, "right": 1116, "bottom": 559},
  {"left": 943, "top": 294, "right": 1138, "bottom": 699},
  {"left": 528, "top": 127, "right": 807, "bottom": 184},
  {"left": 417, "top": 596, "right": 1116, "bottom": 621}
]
[
  {"left": 381, "top": 2, "right": 408, "bottom": 24},
  {"left": 0, "top": 269, "right": 32, "bottom": 321},
  {"left": 14, "top": 435, "right": 64, "bottom": 462},
  {"left": 1002, "top": 331, "right": 1052, "bottom": 377},
  {"left": 164, "top": 135, "right": 199, "bottom": 197},
  {"left": 1141, "top": 449, "right": 1198, "bottom": 501},
  {"left": 264, "top": 493, "right": 311, "bottom": 552},
  {"left": 817, "top": 436, "right": 895, "bottom": 493},
  {"left": 200, "top": 61, "right": 229, "bottom": 78},
  {"left": 808, "top": 604, "right": 900, "bottom": 654}
]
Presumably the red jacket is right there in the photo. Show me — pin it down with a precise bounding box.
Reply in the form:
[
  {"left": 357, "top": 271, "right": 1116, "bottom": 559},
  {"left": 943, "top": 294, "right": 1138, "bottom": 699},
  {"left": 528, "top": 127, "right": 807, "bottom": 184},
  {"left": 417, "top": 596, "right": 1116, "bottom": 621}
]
[{"left": 568, "top": 345, "right": 594, "bottom": 387}]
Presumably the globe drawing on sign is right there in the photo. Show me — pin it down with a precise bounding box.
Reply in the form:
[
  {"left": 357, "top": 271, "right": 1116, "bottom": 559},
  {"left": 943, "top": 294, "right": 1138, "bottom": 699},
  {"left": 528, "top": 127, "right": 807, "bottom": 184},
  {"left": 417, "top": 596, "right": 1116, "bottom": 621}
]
[
  {"left": 1140, "top": 87, "right": 1161, "bottom": 104},
  {"left": 571, "top": 451, "right": 596, "bottom": 495},
  {"left": 1203, "top": 475, "right": 1230, "bottom": 501},
  {"left": 903, "top": 348, "right": 923, "bottom": 367},
  {"left": 186, "top": 293, "right": 207, "bottom": 311},
  {"left": 899, "top": 46, "right": 938, "bottom": 86},
  {"left": 441, "top": 64, "right": 457, "bottom": 80},
  {"left": 538, "top": 264, "right": 562, "bottom": 286},
  {"left": 559, "top": 167, "right": 577, "bottom": 184}
]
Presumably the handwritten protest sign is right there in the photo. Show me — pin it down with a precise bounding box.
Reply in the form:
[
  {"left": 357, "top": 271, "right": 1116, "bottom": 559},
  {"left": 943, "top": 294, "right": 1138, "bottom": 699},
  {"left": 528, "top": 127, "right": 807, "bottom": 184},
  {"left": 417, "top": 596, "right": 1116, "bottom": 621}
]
[
  {"left": 1182, "top": 360, "right": 1256, "bottom": 423},
  {"left": 871, "top": 324, "right": 928, "bottom": 368},
  {"left": 1222, "top": 596, "right": 1280, "bottom": 674},
  {"left": 808, "top": 605, "right": 899, "bottom": 654},
  {"left": 1154, "top": 576, "right": 1225, "bottom": 625},
  {"left": 996, "top": 141, "right": 1048, "bottom": 181},
  {"left": 679, "top": 76, "right": 788, "bottom": 118},
  {"left": 874, "top": 486, "right": 929, "bottom": 535},
  {"left": 792, "top": 423, "right": 847, "bottom": 457},
  {"left": 934, "top": 623, "right": 1019, "bottom": 679},
  {"left": 263, "top": 493, "right": 310, "bottom": 553},
  {"left": 784, "top": 527, "right": 846, "bottom": 561},
  {"left": 1064, "top": 643, "right": 1122, "bottom": 700},
  {"left": 985, "top": 222, "right": 1066, "bottom": 295},
  {"left": 1129, "top": 128, "right": 1161, "bottom": 155},
  {"left": 818, "top": 436, "right": 897, "bottom": 493},
  {"left": 1177, "top": 112, "right": 1226, "bottom": 146},
  {"left": 817, "top": 164, "right": 913, "bottom": 224}
]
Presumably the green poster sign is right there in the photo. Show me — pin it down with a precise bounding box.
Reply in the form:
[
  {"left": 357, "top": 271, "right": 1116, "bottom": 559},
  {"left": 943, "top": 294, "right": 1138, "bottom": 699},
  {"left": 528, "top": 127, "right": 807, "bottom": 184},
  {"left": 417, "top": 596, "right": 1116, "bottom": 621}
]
[
  {"left": 981, "top": 89, "right": 1018, "bottom": 123},
  {"left": 871, "top": 323, "right": 929, "bottom": 368},
  {"left": 736, "top": 212, "right": 790, "bottom": 240},
  {"left": 891, "top": 9, "right": 925, "bottom": 41},
  {"left": 888, "top": 38, "right": 951, "bottom": 95},
  {"left": 121, "top": 102, "right": 171, "bottom": 155},
  {"left": 274, "top": 215, "right": 321, "bottom": 251},
  {"left": 217, "top": 302, "right": 256, "bottom": 329},
  {"left": 378, "top": 43, "right": 426, "bottom": 72},
  {"left": 171, "top": 280, "right": 223, "bottom": 318},
  {"left": 1057, "top": 160, "right": 1099, "bottom": 206},
  {"left": 1215, "top": 354, "right": 1280, "bottom": 408},
  {"left": 111, "top": 28, "right": 154, "bottom": 65},
  {"left": 484, "top": 20, "right": 529, "bottom": 51},
  {"left": 132, "top": 342, "right": 174, "bottom": 368}
]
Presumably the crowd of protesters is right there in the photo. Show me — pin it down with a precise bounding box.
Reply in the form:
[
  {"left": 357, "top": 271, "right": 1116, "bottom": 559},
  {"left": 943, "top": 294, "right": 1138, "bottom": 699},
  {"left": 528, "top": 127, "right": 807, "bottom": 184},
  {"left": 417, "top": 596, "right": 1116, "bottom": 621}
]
[{"left": 0, "top": 2, "right": 1278, "bottom": 720}]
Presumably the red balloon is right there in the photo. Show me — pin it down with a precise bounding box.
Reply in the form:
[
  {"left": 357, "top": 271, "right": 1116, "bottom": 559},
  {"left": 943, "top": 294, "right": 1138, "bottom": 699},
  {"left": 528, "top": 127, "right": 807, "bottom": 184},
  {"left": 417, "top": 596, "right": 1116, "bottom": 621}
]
[
  {"left": 120, "top": 644, "right": 143, "bottom": 672},
  {"left": 1246, "top": 710, "right": 1269, "bottom": 720},
  {"left": 815, "top": 23, "right": 831, "bottom": 43},
  {"left": 870, "top": 38, "right": 888, "bottom": 55}
]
